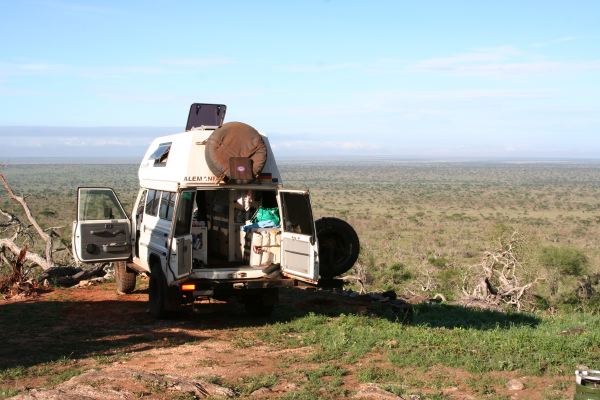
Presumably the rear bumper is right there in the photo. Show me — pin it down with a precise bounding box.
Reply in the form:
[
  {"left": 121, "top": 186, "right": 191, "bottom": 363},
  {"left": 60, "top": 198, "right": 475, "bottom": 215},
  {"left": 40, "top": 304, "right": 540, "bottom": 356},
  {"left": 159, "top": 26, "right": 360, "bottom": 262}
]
[
  {"left": 180, "top": 277, "right": 296, "bottom": 298},
  {"left": 189, "top": 267, "right": 266, "bottom": 280}
]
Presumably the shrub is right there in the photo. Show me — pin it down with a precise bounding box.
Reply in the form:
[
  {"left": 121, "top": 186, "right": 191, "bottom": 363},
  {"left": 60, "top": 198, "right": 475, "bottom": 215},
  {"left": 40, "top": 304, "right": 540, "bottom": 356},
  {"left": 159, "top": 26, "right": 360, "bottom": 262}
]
[
  {"left": 428, "top": 255, "right": 450, "bottom": 268},
  {"left": 539, "top": 246, "right": 588, "bottom": 277},
  {"left": 388, "top": 263, "right": 412, "bottom": 283}
]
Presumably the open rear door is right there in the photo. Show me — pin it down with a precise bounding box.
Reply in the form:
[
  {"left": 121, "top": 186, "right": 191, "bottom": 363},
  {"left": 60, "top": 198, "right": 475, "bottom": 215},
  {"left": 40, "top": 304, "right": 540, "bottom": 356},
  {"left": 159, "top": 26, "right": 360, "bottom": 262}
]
[
  {"left": 73, "top": 187, "right": 132, "bottom": 263},
  {"left": 277, "top": 190, "right": 319, "bottom": 283}
]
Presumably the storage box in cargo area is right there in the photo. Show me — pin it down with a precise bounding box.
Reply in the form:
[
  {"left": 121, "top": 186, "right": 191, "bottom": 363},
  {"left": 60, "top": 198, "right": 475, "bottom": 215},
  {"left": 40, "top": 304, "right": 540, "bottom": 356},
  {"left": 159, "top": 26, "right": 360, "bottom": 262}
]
[{"left": 241, "top": 228, "right": 281, "bottom": 267}]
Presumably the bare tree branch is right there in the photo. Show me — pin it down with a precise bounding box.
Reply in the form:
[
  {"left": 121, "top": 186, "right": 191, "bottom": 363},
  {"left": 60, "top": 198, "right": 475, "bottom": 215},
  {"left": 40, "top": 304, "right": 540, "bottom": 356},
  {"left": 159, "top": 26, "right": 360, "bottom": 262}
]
[
  {"left": 0, "top": 238, "right": 54, "bottom": 270},
  {"left": 461, "top": 232, "right": 538, "bottom": 310},
  {"left": 0, "top": 174, "right": 55, "bottom": 269}
]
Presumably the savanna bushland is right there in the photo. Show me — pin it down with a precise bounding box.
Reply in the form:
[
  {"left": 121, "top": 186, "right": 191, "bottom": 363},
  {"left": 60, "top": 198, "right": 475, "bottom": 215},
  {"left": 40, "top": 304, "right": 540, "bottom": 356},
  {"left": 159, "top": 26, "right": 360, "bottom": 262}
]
[{"left": 0, "top": 161, "right": 599, "bottom": 400}]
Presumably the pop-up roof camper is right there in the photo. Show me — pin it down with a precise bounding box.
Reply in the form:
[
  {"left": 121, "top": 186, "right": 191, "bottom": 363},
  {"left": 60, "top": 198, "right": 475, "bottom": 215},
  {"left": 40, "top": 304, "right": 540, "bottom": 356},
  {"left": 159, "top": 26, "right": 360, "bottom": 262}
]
[{"left": 73, "top": 103, "right": 360, "bottom": 318}]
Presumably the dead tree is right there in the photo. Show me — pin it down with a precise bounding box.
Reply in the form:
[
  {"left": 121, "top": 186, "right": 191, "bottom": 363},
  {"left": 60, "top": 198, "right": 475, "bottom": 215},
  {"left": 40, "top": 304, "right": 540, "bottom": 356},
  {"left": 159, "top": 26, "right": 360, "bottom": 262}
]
[
  {"left": 0, "top": 174, "right": 55, "bottom": 270},
  {"left": 461, "top": 232, "right": 538, "bottom": 310},
  {"left": 1, "top": 173, "right": 113, "bottom": 294}
]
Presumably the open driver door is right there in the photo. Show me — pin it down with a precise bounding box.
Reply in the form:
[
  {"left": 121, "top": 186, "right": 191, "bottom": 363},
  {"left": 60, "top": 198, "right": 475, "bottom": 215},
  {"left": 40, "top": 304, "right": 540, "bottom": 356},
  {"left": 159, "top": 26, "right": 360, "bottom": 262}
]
[
  {"left": 277, "top": 190, "right": 319, "bottom": 283},
  {"left": 72, "top": 187, "right": 132, "bottom": 263}
]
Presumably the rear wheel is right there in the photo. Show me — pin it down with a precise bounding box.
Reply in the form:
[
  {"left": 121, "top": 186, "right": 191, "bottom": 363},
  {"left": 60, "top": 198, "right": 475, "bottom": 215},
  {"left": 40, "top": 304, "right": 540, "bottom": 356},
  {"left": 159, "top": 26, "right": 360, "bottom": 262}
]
[
  {"left": 243, "top": 288, "right": 278, "bottom": 317},
  {"left": 115, "top": 261, "right": 136, "bottom": 294},
  {"left": 149, "top": 261, "right": 180, "bottom": 319}
]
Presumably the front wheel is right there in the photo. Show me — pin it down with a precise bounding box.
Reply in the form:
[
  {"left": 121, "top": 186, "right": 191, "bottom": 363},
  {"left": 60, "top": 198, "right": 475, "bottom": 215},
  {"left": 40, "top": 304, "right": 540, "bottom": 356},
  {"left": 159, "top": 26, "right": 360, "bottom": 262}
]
[
  {"left": 115, "top": 261, "right": 136, "bottom": 295},
  {"left": 149, "top": 262, "right": 180, "bottom": 319}
]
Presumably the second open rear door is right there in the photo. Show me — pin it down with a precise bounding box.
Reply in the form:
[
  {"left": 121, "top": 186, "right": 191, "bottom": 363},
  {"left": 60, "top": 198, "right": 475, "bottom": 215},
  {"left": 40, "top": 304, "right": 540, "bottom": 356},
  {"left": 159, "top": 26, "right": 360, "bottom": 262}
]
[{"left": 277, "top": 190, "right": 319, "bottom": 283}]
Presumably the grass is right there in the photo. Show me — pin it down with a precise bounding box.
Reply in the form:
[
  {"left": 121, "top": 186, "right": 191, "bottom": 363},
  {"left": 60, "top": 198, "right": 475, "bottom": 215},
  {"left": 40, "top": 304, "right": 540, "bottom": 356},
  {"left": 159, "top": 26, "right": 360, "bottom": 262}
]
[
  {"left": 45, "top": 367, "right": 83, "bottom": 385},
  {"left": 279, "top": 364, "right": 349, "bottom": 399},
  {"left": 259, "top": 304, "right": 600, "bottom": 376},
  {"left": 237, "top": 373, "right": 279, "bottom": 395},
  {"left": 0, "top": 358, "right": 84, "bottom": 399}
]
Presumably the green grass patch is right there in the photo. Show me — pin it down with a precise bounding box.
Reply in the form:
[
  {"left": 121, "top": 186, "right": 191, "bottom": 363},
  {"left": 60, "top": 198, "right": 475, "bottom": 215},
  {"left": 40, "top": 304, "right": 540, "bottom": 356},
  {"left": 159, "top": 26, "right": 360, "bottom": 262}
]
[
  {"left": 237, "top": 373, "right": 278, "bottom": 395},
  {"left": 0, "top": 388, "right": 20, "bottom": 399},
  {"left": 46, "top": 367, "right": 83, "bottom": 386},
  {"left": 260, "top": 305, "right": 600, "bottom": 376}
]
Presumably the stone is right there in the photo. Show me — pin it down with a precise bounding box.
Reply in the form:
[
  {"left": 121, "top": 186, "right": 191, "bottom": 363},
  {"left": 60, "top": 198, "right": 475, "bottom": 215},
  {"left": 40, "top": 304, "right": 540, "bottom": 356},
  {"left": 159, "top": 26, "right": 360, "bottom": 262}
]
[
  {"left": 353, "top": 383, "right": 403, "bottom": 400},
  {"left": 249, "top": 387, "right": 272, "bottom": 397},
  {"left": 506, "top": 378, "right": 525, "bottom": 391}
]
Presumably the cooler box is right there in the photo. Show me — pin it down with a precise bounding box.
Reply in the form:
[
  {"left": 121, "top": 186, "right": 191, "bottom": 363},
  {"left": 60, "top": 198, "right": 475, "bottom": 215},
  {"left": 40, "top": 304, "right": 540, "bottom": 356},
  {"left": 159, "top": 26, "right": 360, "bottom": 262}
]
[{"left": 241, "top": 228, "right": 282, "bottom": 267}]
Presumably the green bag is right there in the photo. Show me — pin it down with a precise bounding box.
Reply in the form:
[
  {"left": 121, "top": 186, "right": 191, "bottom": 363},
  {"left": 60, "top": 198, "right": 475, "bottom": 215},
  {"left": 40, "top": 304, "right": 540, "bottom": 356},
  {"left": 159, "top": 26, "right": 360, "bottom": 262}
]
[{"left": 254, "top": 207, "right": 280, "bottom": 226}]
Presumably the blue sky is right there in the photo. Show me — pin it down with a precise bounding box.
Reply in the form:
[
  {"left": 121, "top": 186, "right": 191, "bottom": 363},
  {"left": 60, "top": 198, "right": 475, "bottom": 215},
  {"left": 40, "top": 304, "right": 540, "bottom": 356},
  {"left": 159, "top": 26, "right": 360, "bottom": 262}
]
[{"left": 1, "top": 0, "right": 599, "bottom": 159}]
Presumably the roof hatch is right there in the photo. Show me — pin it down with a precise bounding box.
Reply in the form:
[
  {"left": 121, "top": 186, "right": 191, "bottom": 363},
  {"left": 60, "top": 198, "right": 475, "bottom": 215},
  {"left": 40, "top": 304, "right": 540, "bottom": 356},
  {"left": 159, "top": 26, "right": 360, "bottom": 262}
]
[{"left": 185, "top": 103, "right": 227, "bottom": 131}]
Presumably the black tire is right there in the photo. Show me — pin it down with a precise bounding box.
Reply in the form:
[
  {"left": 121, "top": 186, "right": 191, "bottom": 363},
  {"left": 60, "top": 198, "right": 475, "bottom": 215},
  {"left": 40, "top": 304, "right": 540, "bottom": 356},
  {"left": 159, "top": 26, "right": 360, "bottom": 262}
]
[
  {"left": 316, "top": 217, "right": 360, "bottom": 279},
  {"left": 115, "top": 261, "right": 136, "bottom": 295},
  {"left": 149, "top": 261, "right": 180, "bottom": 319},
  {"left": 205, "top": 122, "right": 268, "bottom": 179},
  {"left": 243, "top": 289, "right": 278, "bottom": 317}
]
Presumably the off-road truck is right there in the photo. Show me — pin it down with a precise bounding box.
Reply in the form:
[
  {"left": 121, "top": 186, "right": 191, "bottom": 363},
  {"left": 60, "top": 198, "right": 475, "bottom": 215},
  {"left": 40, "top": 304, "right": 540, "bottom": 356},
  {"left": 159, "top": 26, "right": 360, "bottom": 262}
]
[{"left": 72, "top": 103, "right": 359, "bottom": 318}]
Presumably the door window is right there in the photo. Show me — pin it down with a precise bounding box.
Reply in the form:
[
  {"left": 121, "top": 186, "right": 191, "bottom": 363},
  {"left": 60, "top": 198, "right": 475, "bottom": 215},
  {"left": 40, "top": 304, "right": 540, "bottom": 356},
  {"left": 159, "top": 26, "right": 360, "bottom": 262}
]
[
  {"left": 79, "top": 188, "right": 127, "bottom": 221},
  {"left": 280, "top": 192, "right": 314, "bottom": 236}
]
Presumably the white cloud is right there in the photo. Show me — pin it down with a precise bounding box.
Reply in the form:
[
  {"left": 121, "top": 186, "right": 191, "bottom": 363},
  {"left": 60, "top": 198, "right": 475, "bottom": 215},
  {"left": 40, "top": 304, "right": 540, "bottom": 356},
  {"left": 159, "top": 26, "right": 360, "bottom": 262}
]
[
  {"left": 0, "top": 62, "right": 164, "bottom": 79},
  {"left": 531, "top": 36, "right": 577, "bottom": 48},
  {"left": 32, "top": 0, "right": 116, "bottom": 15},
  {"left": 411, "top": 45, "right": 600, "bottom": 77},
  {"left": 3, "top": 135, "right": 151, "bottom": 148},
  {"left": 272, "top": 140, "right": 381, "bottom": 152},
  {"left": 283, "top": 63, "right": 358, "bottom": 73},
  {"left": 413, "top": 45, "right": 521, "bottom": 70},
  {"left": 160, "top": 58, "right": 234, "bottom": 67}
]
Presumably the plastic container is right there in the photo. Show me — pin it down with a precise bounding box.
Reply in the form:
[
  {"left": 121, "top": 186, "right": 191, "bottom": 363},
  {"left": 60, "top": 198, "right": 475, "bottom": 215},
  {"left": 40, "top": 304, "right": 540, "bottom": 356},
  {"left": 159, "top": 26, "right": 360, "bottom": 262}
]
[{"left": 575, "top": 370, "right": 600, "bottom": 400}]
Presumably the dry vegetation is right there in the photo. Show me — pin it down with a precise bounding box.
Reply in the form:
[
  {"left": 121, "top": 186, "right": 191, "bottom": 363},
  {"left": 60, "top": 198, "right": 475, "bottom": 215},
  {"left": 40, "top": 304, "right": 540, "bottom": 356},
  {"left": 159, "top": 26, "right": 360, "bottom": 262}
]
[
  {"left": 282, "top": 161, "right": 600, "bottom": 312},
  {"left": 1, "top": 161, "right": 599, "bottom": 399},
  {"left": 2, "top": 161, "right": 600, "bottom": 309}
]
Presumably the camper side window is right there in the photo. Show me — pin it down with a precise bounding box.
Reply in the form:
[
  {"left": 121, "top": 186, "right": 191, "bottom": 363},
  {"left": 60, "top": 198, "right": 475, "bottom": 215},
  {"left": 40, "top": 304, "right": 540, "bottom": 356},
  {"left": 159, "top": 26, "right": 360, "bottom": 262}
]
[
  {"left": 149, "top": 142, "right": 171, "bottom": 167},
  {"left": 145, "top": 190, "right": 160, "bottom": 217}
]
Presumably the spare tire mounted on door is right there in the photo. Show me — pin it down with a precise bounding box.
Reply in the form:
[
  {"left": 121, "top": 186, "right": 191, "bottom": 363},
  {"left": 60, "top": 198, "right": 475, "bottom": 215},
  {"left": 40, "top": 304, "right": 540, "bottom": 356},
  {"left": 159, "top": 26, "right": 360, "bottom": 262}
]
[
  {"left": 205, "top": 121, "right": 268, "bottom": 180},
  {"left": 316, "top": 217, "right": 360, "bottom": 279}
]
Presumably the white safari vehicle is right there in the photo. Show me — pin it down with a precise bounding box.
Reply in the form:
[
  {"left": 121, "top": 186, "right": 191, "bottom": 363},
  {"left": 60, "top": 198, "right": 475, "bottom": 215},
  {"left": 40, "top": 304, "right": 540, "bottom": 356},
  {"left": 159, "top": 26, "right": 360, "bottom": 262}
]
[{"left": 73, "top": 104, "right": 359, "bottom": 317}]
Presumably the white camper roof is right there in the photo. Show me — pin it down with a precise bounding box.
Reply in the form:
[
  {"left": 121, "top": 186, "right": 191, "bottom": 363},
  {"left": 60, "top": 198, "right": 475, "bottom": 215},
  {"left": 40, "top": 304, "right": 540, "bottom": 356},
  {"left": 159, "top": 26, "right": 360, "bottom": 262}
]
[{"left": 138, "top": 127, "right": 282, "bottom": 192}]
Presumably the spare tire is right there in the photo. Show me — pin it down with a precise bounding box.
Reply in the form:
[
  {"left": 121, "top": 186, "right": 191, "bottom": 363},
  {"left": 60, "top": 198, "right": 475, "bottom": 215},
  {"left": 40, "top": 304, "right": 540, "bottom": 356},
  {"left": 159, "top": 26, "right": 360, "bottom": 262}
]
[
  {"left": 205, "top": 122, "right": 267, "bottom": 179},
  {"left": 316, "top": 217, "right": 360, "bottom": 279}
]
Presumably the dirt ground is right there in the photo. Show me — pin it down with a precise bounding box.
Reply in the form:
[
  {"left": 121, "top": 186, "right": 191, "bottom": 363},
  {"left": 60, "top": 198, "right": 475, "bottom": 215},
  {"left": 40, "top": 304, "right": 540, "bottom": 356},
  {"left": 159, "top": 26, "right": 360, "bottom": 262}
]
[{"left": 0, "top": 281, "right": 574, "bottom": 400}]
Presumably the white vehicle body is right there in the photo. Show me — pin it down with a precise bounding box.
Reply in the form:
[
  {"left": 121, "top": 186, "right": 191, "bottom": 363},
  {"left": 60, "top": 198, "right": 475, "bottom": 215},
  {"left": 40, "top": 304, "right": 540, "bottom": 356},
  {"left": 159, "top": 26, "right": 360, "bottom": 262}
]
[
  {"left": 72, "top": 103, "right": 358, "bottom": 317},
  {"left": 73, "top": 126, "right": 320, "bottom": 290}
]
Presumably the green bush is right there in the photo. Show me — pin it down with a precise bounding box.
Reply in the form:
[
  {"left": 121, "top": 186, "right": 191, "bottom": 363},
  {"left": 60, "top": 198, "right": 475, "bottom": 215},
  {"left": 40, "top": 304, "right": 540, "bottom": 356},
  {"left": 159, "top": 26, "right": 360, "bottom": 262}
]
[
  {"left": 539, "top": 246, "right": 588, "bottom": 276},
  {"left": 427, "top": 255, "right": 450, "bottom": 268}
]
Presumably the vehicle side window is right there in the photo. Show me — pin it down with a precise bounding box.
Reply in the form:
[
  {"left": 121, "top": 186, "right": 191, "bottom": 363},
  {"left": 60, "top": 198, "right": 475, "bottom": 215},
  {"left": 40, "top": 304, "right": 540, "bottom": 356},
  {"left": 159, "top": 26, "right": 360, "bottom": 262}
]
[
  {"left": 159, "top": 191, "right": 175, "bottom": 221},
  {"left": 145, "top": 189, "right": 160, "bottom": 217}
]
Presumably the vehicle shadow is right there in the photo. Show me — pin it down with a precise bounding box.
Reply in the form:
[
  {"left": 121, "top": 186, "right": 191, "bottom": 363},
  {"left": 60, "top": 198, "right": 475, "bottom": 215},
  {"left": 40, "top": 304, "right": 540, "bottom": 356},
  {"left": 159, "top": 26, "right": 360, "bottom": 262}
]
[
  {"left": 409, "top": 302, "right": 540, "bottom": 330},
  {"left": 0, "top": 297, "right": 206, "bottom": 371},
  {"left": 0, "top": 287, "right": 540, "bottom": 371}
]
